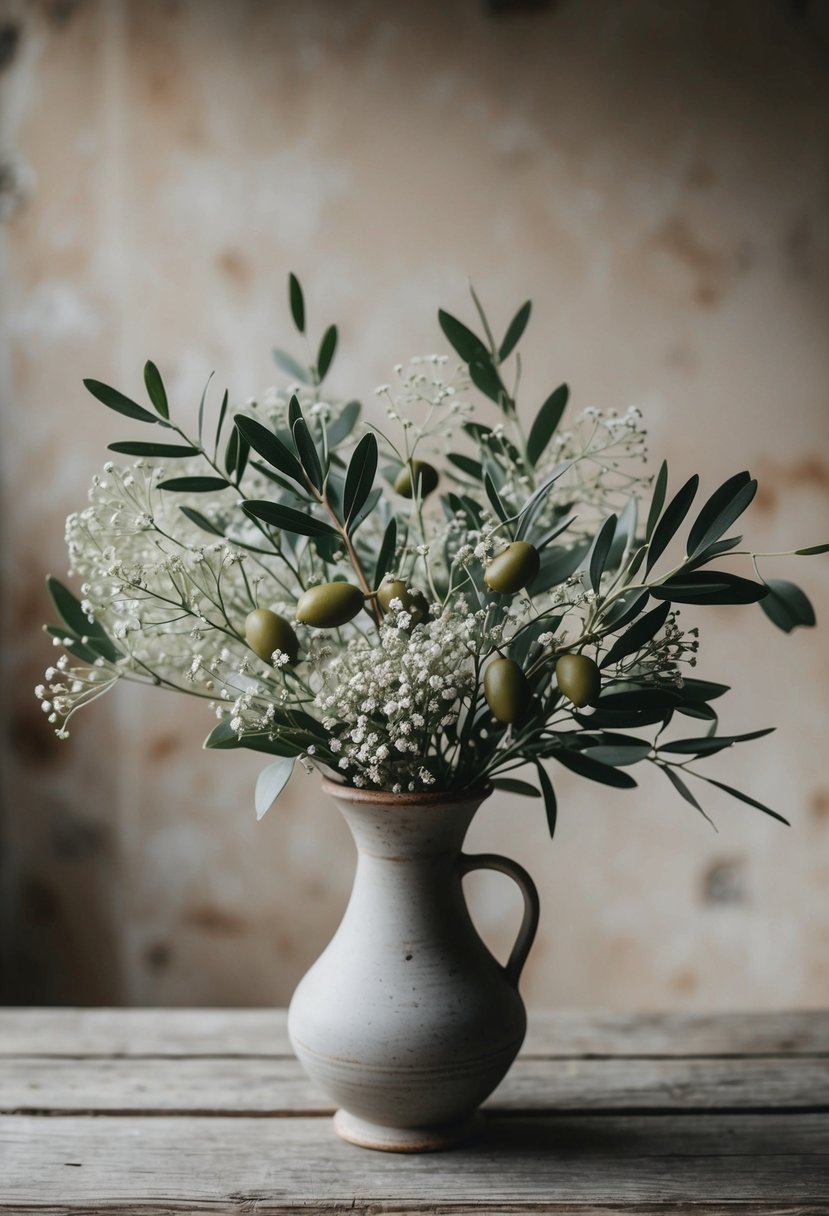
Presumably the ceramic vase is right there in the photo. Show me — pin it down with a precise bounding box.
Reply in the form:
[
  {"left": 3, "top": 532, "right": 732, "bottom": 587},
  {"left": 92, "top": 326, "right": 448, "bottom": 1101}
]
[{"left": 287, "top": 777, "right": 540, "bottom": 1152}]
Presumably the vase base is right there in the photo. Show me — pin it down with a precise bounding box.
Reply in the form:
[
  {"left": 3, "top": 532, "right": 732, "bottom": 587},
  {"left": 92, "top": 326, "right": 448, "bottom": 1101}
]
[{"left": 333, "top": 1108, "right": 483, "bottom": 1153}]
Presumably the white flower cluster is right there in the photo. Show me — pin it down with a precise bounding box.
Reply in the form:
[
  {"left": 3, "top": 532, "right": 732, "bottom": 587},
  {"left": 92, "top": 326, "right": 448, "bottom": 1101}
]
[{"left": 312, "top": 601, "right": 479, "bottom": 791}]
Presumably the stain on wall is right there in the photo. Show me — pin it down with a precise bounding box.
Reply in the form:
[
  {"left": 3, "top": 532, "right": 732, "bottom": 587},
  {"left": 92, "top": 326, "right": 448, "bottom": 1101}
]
[{"left": 1, "top": 0, "right": 828, "bottom": 1010}]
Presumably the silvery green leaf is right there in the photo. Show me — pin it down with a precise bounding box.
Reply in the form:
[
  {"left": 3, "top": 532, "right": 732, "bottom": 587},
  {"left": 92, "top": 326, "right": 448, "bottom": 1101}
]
[{"left": 255, "top": 758, "right": 295, "bottom": 820}]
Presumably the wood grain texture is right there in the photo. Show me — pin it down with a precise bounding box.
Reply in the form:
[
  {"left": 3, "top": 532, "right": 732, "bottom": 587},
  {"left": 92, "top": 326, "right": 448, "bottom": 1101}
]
[
  {"left": 2, "top": 1053, "right": 827, "bottom": 1115},
  {"left": 2, "top": 1007, "right": 827, "bottom": 1058},
  {"left": 0, "top": 1114, "right": 827, "bottom": 1212},
  {"left": 1, "top": 1010, "right": 827, "bottom": 1213}
]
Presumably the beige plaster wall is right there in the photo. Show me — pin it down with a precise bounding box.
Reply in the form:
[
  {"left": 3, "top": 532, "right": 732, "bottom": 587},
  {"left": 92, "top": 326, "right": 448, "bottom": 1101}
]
[{"left": 1, "top": 0, "right": 828, "bottom": 1010}]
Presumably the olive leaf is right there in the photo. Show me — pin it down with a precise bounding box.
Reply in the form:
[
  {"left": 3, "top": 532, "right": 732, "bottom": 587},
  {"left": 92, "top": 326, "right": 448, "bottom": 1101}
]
[
  {"left": 498, "top": 300, "right": 531, "bottom": 361},
  {"left": 288, "top": 272, "right": 305, "bottom": 333},
  {"left": 108, "top": 441, "right": 199, "bottom": 457},
  {"left": 645, "top": 460, "right": 668, "bottom": 542},
  {"left": 527, "top": 385, "right": 569, "bottom": 466},
  {"left": 646, "top": 474, "right": 699, "bottom": 572},
  {"left": 491, "top": 777, "right": 540, "bottom": 797},
  {"left": 242, "top": 500, "right": 339, "bottom": 538},
  {"left": 534, "top": 762, "right": 558, "bottom": 838},
  {"left": 46, "top": 577, "right": 122, "bottom": 662},
  {"left": 143, "top": 360, "right": 169, "bottom": 420},
  {"left": 179, "top": 506, "right": 225, "bottom": 537},
  {"left": 553, "top": 748, "right": 638, "bottom": 788},
  {"left": 273, "top": 348, "right": 310, "bottom": 383},
  {"left": 759, "top": 578, "right": 816, "bottom": 632},
  {"left": 157, "top": 476, "right": 231, "bottom": 493},
  {"left": 374, "top": 517, "right": 398, "bottom": 587},
  {"left": 587, "top": 513, "right": 618, "bottom": 594},
  {"left": 437, "top": 309, "right": 490, "bottom": 364},
  {"left": 255, "top": 758, "right": 295, "bottom": 820},
  {"left": 83, "top": 379, "right": 160, "bottom": 426},
  {"left": 234, "top": 415, "right": 305, "bottom": 485},
  {"left": 686, "top": 471, "right": 756, "bottom": 559},
  {"left": 651, "top": 571, "right": 767, "bottom": 605},
  {"left": 293, "top": 417, "right": 325, "bottom": 492},
  {"left": 600, "top": 601, "right": 671, "bottom": 670},
  {"left": 343, "top": 432, "right": 378, "bottom": 525},
  {"left": 317, "top": 325, "right": 338, "bottom": 381},
  {"left": 326, "top": 400, "right": 361, "bottom": 447}
]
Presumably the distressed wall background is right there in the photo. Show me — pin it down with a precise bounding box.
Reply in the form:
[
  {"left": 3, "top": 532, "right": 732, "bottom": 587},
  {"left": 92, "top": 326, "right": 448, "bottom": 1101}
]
[{"left": 1, "top": 0, "right": 828, "bottom": 1010}]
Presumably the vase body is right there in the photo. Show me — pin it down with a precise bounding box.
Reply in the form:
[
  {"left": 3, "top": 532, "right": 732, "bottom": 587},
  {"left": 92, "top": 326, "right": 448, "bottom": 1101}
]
[{"left": 287, "top": 778, "right": 540, "bottom": 1151}]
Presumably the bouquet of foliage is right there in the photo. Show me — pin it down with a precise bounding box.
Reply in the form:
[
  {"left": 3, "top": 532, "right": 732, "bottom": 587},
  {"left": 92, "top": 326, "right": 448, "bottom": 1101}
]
[{"left": 38, "top": 277, "right": 827, "bottom": 828}]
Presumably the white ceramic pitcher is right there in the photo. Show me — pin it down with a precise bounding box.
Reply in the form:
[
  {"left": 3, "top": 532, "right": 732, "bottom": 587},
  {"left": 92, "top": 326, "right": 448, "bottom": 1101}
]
[{"left": 287, "top": 778, "right": 540, "bottom": 1151}]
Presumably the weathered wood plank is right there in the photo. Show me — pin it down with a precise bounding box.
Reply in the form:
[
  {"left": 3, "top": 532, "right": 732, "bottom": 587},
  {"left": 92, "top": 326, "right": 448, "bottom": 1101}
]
[
  {"left": 1, "top": 1054, "right": 826, "bottom": 1115},
  {"left": 0, "top": 1114, "right": 826, "bottom": 1212},
  {"left": 2, "top": 1008, "right": 827, "bottom": 1058}
]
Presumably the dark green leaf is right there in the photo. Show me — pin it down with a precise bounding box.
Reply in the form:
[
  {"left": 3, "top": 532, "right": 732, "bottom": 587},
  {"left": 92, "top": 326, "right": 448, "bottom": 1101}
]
[
  {"left": 242, "top": 500, "right": 339, "bottom": 538},
  {"left": 583, "top": 743, "right": 651, "bottom": 767},
  {"left": 374, "top": 517, "right": 398, "bottom": 587},
  {"left": 660, "top": 764, "right": 714, "bottom": 826},
  {"left": 759, "top": 578, "right": 816, "bottom": 633},
  {"left": 795, "top": 542, "right": 829, "bottom": 556},
  {"left": 687, "top": 472, "right": 755, "bottom": 559},
  {"left": 288, "top": 272, "right": 305, "bottom": 333},
  {"left": 108, "top": 441, "right": 199, "bottom": 457},
  {"left": 499, "top": 300, "right": 531, "bottom": 361},
  {"left": 598, "top": 687, "right": 681, "bottom": 711},
  {"left": 157, "top": 476, "right": 231, "bottom": 493},
  {"left": 447, "top": 452, "right": 484, "bottom": 480},
  {"left": 651, "top": 571, "right": 768, "bottom": 605},
  {"left": 553, "top": 748, "right": 638, "bottom": 788},
  {"left": 234, "top": 415, "right": 305, "bottom": 485},
  {"left": 272, "top": 348, "right": 310, "bottom": 383},
  {"left": 326, "top": 400, "right": 361, "bottom": 448},
  {"left": 483, "top": 471, "right": 509, "bottom": 523},
  {"left": 527, "top": 385, "right": 569, "bottom": 465},
  {"left": 348, "top": 486, "right": 382, "bottom": 534},
  {"left": 317, "top": 324, "right": 337, "bottom": 381},
  {"left": 286, "top": 397, "right": 302, "bottom": 433},
  {"left": 250, "top": 460, "right": 312, "bottom": 499},
  {"left": 526, "top": 541, "right": 590, "bottom": 595},
  {"left": 534, "top": 762, "right": 557, "bottom": 838},
  {"left": 515, "top": 460, "right": 573, "bottom": 539},
  {"left": 600, "top": 587, "right": 650, "bottom": 632},
  {"left": 292, "top": 418, "right": 324, "bottom": 492},
  {"left": 645, "top": 460, "right": 668, "bottom": 542},
  {"left": 694, "top": 776, "right": 790, "bottom": 826},
  {"left": 45, "top": 624, "right": 103, "bottom": 666},
  {"left": 46, "top": 577, "right": 122, "bottom": 662},
  {"left": 343, "top": 432, "right": 378, "bottom": 524},
  {"left": 143, "top": 360, "right": 169, "bottom": 420},
  {"left": 180, "top": 506, "right": 225, "bottom": 536},
  {"left": 492, "top": 777, "right": 540, "bottom": 798},
  {"left": 680, "top": 678, "right": 730, "bottom": 703},
  {"left": 438, "top": 308, "right": 490, "bottom": 364},
  {"left": 600, "top": 601, "right": 671, "bottom": 670},
  {"left": 203, "top": 720, "right": 310, "bottom": 758},
  {"left": 659, "top": 727, "right": 774, "bottom": 756},
  {"left": 469, "top": 358, "right": 507, "bottom": 407},
  {"left": 646, "top": 474, "right": 699, "bottom": 572},
  {"left": 197, "top": 372, "right": 214, "bottom": 444},
  {"left": 684, "top": 535, "right": 743, "bottom": 572},
  {"left": 83, "top": 379, "right": 158, "bottom": 425},
  {"left": 587, "top": 514, "right": 618, "bottom": 594}
]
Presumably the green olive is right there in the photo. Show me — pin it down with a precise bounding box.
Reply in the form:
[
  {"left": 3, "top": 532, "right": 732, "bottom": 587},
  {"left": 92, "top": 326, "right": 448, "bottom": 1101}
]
[
  {"left": 376, "top": 576, "right": 413, "bottom": 613},
  {"left": 244, "top": 608, "right": 299, "bottom": 665},
  {"left": 483, "top": 657, "right": 531, "bottom": 725},
  {"left": 555, "top": 653, "right": 601, "bottom": 707},
  {"left": 295, "top": 583, "right": 365, "bottom": 629},
  {"left": 484, "top": 541, "right": 541, "bottom": 595},
  {"left": 394, "top": 460, "right": 439, "bottom": 499}
]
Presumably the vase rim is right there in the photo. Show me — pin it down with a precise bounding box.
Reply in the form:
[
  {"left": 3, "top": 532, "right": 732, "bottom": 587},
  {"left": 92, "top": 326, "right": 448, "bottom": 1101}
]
[{"left": 320, "top": 775, "right": 491, "bottom": 808}]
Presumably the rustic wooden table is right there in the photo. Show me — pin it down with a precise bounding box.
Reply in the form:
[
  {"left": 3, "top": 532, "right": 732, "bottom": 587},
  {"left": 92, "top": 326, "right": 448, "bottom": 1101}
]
[{"left": 0, "top": 1008, "right": 826, "bottom": 1213}]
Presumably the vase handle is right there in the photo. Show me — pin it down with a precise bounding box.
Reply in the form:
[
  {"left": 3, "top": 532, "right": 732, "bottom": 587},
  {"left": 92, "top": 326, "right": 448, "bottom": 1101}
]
[{"left": 459, "top": 852, "right": 540, "bottom": 987}]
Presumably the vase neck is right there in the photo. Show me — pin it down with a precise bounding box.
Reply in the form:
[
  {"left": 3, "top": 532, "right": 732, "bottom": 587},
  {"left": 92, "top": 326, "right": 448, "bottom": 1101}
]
[{"left": 325, "top": 787, "right": 488, "bottom": 860}]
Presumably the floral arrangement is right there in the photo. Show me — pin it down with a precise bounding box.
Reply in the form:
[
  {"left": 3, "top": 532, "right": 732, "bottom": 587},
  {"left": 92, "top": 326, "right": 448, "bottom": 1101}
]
[{"left": 38, "top": 277, "right": 827, "bottom": 828}]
